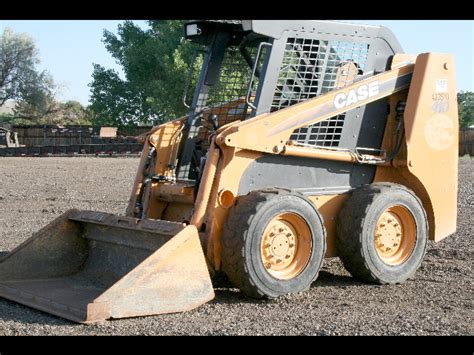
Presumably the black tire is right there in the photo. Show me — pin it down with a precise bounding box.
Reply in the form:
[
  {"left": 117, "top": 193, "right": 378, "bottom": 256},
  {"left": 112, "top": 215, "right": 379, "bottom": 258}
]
[
  {"left": 336, "top": 183, "right": 428, "bottom": 284},
  {"left": 221, "top": 188, "right": 326, "bottom": 299}
]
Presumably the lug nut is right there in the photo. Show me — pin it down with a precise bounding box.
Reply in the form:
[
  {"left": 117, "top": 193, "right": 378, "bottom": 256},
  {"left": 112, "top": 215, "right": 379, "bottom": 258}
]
[
  {"left": 289, "top": 243, "right": 295, "bottom": 248},
  {"left": 279, "top": 228, "right": 284, "bottom": 233},
  {"left": 276, "top": 259, "right": 282, "bottom": 263},
  {"left": 285, "top": 254, "right": 291, "bottom": 259},
  {"left": 286, "top": 233, "right": 292, "bottom": 237},
  {"left": 265, "top": 263, "right": 272, "bottom": 269},
  {"left": 269, "top": 232, "right": 275, "bottom": 237}
]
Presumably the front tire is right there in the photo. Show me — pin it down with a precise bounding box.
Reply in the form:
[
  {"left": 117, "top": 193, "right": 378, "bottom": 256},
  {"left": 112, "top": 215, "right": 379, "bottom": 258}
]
[
  {"left": 221, "top": 189, "right": 326, "bottom": 298},
  {"left": 336, "top": 183, "right": 428, "bottom": 284}
]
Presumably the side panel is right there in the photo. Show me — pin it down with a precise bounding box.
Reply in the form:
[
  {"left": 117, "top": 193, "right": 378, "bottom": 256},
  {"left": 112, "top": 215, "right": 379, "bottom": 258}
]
[
  {"left": 375, "top": 53, "right": 458, "bottom": 242},
  {"left": 204, "top": 146, "right": 356, "bottom": 265},
  {"left": 207, "top": 148, "right": 354, "bottom": 261},
  {"left": 308, "top": 194, "right": 349, "bottom": 257},
  {"left": 401, "top": 53, "right": 458, "bottom": 241},
  {"left": 238, "top": 154, "right": 374, "bottom": 196},
  {"left": 203, "top": 146, "right": 264, "bottom": 269}
]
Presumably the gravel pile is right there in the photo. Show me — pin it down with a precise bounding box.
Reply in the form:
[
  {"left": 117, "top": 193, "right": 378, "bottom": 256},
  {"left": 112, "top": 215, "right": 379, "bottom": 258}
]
[{"left": 0, "top": 156, "right": 472, "bottom": 335}]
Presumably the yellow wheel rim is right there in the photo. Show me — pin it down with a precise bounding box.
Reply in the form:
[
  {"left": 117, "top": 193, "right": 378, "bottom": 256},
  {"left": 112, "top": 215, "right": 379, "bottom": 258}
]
[
  {"left": 260, "top": 212, "right": 312, "bottom": 280},
  {"left": 374, "top": 205, "right": 417, "bottom": 266}
]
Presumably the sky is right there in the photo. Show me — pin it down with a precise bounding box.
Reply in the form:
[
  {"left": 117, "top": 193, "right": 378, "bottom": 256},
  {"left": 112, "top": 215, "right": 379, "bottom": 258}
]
[{"left": 0, "top": 20, "right": 472, "bottom": 106}]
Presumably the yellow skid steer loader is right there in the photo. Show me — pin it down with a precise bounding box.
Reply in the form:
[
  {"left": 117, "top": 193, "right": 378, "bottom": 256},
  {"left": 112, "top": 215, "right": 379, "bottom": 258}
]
[{"left": 0, "top": 20, "right": 458, "bottom": 323}]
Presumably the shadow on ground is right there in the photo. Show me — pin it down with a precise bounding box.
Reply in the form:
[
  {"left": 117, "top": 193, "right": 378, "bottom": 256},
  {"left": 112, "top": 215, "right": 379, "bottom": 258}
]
[
  {"left": 210, "top": 269, "right": 365, "bottom": 305},
  {"left": 0, "top": 256, "right": 365, "bottom": 325},
  {"left": 315, "top": 270, "right": 364, "bottom": 287}
]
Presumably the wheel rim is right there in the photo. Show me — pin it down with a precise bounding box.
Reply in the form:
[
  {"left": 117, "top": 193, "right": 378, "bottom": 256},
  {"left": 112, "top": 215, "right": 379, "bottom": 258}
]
[
  {"left": 260, "top": 212, "right": 313, "bottom": 280},
  {"left": 374, "top": 205, "right": 417, "bottom": 266}
]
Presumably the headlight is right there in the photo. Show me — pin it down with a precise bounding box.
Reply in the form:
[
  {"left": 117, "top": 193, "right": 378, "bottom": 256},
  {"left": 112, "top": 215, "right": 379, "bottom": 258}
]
[{"left": 186, "top": 24, "right": 201, "bottom": 36}]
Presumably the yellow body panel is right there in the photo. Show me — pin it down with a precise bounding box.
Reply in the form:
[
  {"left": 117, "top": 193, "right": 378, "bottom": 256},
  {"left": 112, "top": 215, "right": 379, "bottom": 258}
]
[
  {"left": 126, "top": 53, "right": 458, "bottom": 271},
  {"left": 308, "top": 194, "right": 350, "bottom": 257},
  {"left": 375, "top": 53, "right": 458, "bottom": 242},
  {"left": 398, "top": 53, "right": 458, "bottom": 241}
]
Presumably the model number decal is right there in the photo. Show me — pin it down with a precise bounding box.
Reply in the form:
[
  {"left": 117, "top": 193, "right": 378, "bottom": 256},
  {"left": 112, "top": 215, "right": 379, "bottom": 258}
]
[
  {"left": 334, "top": 81, "right": 380, "bottom": 109},
  {"left": 432, "top": 93, "right": 450, "bottom": 113},
  {"left": 432, "top": 93, "right": 449, "bottom": 101}
]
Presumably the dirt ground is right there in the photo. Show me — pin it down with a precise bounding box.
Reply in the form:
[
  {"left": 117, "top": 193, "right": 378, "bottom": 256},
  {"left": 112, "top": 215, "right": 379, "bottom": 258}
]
[{"left": 0, "top": 157, "right": 472, "bottom": 335}]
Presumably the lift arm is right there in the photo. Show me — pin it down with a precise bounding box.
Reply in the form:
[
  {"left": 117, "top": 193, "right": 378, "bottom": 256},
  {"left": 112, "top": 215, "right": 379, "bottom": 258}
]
[{"left": 218, "top": 55, "right": 415, "bottom": 154}]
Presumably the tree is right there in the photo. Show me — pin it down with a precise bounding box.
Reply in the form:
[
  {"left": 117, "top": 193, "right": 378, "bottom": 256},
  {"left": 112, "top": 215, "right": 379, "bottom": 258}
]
[
  {"left": 90, "top": 21, "right": 473, "bottom": 129},
  {"left": 58, "top": 100, "right": 92, "bottom": 125},
  {"left": 36, "top": 100, "right": 91, "bottom": 125},
  {"left": 89, "top": 20, "right": 198, "bottom": 127},
  {"left": 458, "top": 91, "right": 474, "bottom": 128},
  {"left": 88, "top": 63, "right": 154, "bottom": 126},
  {"left": 0, "top": 27, "right": 57, "bottom": 120}
]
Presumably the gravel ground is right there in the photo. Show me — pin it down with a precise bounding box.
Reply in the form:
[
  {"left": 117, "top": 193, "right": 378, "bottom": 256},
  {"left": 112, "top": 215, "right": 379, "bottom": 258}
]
[{"left": 0, "top": 156, "right": 472, "bottom": 335}]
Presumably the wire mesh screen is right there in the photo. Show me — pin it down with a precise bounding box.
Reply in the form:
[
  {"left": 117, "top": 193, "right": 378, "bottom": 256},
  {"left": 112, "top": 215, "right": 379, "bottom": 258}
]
[
  {"left": 204, "top": 47, "right": 258, "bottom": 120},
  {"left": 290, "top": 114, "right": 345, "bottom": 147},
  {"left": 273, "top": 38, "right": 370, "bottom": 147},
  {"left": 196, "top": 46, "right": 267, "bottom": 146}
]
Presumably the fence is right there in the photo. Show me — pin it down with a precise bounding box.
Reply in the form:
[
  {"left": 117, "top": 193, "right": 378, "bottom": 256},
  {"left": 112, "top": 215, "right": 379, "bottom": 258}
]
[
  {"left": 10, "top": 125, "right": 152, "bottom": 147},
  {"left": 460, "top": 128, "right": 474, "bottom": 156},
  {"left": 3, "top": 124, "right": 474, "bottom": 156}
]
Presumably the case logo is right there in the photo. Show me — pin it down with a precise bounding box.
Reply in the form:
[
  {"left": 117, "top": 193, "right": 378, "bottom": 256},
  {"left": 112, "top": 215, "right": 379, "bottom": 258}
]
[{"left": 334, "top": 81, "right": 380, "bottom": 109}]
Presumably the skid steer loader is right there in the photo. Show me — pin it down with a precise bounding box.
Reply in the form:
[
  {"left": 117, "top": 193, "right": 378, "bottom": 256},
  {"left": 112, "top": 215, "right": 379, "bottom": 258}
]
[{"left": 0, "top": 20, "right": 458, "bottom": 323}]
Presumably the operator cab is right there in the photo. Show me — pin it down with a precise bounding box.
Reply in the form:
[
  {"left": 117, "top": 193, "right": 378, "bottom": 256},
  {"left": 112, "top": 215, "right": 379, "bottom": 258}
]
[
  {"left": 178, "top": 21, "right": 271, "bottom": 180},
  {"left": 178, "top": 20, "right": 403, "bottom": 181}
]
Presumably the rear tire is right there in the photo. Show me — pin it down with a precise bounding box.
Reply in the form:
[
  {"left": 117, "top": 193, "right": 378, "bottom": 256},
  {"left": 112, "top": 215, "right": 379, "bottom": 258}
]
[
  {"left": 221, "top": 188, "right": 326, "bottom": 298},
  {"left": 336, "top": 183, "right": 428, "bottom": 284}
]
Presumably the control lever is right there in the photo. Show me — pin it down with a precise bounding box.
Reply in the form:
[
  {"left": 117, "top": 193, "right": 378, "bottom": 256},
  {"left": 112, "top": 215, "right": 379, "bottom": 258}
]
[{"left": 208, "top": 114, "right": 219, "bottom": 131}]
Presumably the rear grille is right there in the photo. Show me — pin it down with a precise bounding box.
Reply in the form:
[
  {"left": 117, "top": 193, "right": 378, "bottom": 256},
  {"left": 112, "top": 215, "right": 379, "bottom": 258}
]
[{"left": 273, "top": 38, "right": 369, "bottom": 147}]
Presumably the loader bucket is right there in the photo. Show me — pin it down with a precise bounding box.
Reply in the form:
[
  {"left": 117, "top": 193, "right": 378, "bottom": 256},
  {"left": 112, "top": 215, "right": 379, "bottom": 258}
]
[{"left": 0, "top": 209, "right": 215, "bottom": 323}]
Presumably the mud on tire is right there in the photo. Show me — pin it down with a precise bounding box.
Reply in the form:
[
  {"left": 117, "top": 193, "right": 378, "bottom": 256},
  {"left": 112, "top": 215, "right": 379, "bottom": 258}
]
[
  {"left": 221, "top": 188, "right": 326, "bottom": 299},
  {"left": 336, "top": 183, "right": 428, "bottom": 284}
]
